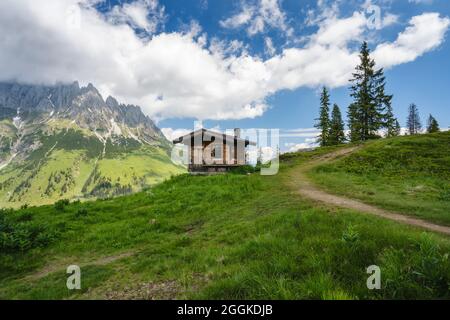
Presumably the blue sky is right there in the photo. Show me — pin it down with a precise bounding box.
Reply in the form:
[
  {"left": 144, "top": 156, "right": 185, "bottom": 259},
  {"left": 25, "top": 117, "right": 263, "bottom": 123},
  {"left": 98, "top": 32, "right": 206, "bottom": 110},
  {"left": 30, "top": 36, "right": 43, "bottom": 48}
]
[
  {"left": 1, "top": 0, "right": 449, "bottom": 152},
  {"left": 147, "top": 0, "right": 450, "bottom": 151}
]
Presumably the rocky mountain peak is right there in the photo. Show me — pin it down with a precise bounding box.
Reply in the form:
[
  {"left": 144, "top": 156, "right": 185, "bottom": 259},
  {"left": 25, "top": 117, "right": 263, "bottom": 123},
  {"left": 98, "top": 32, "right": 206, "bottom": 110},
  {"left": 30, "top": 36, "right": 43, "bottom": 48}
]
[
  {"left": 0, "top": 81, "right": 168, "bottom": 148},
  {"left": 106, "top": 96, "right": 119, "bottom": 109}
]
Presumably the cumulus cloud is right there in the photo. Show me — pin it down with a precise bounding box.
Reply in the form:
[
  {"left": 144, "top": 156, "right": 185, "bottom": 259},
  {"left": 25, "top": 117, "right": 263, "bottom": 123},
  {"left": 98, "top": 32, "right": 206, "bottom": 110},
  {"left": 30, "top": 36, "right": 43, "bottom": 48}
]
[
  {"left": 220, "top": 0, "right": 293, "bottom": 36},
  {"left": 285, "top": 142, "right": 316, "bottom": 153},
  {"left": 264, "top": 37, "right": 276, "bottom": 56},
  {"left": 0, "top": 0, "right": 449, "bottom": 122},
  {"left": 284, "top": 138, "right": 318, "bottom": 152},
  {"left": 305, "top": 0, "right": 341, "bottom": 27},
  {"left": 313, "top": 11, "right": 367, "bottom": 47},
  {"left": 107, "top": 0, "right": 166, "bottom": 34},
  {"left": 220, "top": 5, "right": 254, "bottom": 29},
  {"left": 373, "top": 13, "right": 450, "bottom": 68},
  {"left": 161, "top": 127, "right": 192, "bottom": 141}
]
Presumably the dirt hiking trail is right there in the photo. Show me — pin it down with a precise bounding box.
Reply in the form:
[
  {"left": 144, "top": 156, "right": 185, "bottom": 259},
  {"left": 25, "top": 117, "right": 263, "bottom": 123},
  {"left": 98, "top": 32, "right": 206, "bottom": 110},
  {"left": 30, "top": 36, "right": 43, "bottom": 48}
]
[
  {"left": 286, "top": 147, "right": 450, "bottom": 236},
  {"left": 24, "top": 251, "right": 136, "bottom": 281}
]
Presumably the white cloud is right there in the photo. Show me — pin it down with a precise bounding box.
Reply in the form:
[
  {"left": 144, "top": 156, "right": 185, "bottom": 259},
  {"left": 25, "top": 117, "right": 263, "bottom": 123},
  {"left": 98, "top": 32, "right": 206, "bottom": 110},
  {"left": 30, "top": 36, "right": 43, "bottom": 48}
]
[
  {"left": 312, "top": 12, "right": 367, "bottom": 47},
  {"left": 107, "top": 0, "right": 166, "bottom": 34},
  {"left": 283, "top": 128, "right": 322, "bottom": 152},
  {"left": 220, "top": 0, "right": 293, "bottom": 36},
  {"left": 373, "top": 13, "right": 450, "bottom": 68},
  {"left": 305, "top": 137, "right": 318, "bottom": 143},
  {"left": 264, "top": 37, "right": 276, "bottom": 56},
  {"left": 287, "top": 143, "right": 316, "bottom": 152},
  {"left": 381, "top": 13, "right": 399, "bottom": 28},
  {"left": 0, "top": 1, "right": 449, "bottom": 122},
  {"left": 305, "top": 1, "right": 341, "bottom": 27},
  {"left": 161, "top": 128, "right": 192, "bottom": 141},
  {"left": 209, "top": 38, "right": 247, "bottom": 57},
  {"left": 220, "top": 5, "right": 254, "bottom": 29}
]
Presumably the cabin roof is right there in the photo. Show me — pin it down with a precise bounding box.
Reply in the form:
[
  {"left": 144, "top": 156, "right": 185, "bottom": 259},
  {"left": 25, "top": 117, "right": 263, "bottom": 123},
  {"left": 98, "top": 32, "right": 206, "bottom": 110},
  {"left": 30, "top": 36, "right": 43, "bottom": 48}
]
[{"left": 172, "top": 129, "right": 256, "bottom": 146}]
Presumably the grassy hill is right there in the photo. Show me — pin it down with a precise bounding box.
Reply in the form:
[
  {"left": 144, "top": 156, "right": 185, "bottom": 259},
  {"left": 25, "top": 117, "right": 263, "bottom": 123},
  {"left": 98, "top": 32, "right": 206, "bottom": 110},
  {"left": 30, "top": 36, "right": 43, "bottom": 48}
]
[
  {"left": 0, "top": 81, "right": 183, "bottom": 208},
  {"left": 1, "top": 134, "right": 449, "bottom": 300},
  {"left": 0, "top": 127, "right": 184, "bottom": 208},
  {"left": 309, "top": 131, "right": 450, "bottom": 225}
]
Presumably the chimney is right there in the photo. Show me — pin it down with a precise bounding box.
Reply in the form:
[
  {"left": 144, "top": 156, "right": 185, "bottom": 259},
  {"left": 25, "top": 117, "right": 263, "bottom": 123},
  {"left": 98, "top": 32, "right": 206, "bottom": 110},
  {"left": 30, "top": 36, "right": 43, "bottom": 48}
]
[{"left": 234, "top": 128, "right": 241, "bottom": 138}]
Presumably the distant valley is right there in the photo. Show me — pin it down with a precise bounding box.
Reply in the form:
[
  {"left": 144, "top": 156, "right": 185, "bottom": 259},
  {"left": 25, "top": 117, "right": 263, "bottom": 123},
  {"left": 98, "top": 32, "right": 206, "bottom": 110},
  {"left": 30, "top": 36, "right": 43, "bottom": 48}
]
[{"left": 0, "top": 82, "right": 184, "bottom": 208}]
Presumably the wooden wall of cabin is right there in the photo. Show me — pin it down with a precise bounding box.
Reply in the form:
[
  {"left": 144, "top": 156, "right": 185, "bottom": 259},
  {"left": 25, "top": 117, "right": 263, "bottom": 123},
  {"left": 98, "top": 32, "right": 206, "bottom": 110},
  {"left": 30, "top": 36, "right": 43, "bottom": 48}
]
[{"left": 188, "top": 140, "right": 246, "bottom": 166}]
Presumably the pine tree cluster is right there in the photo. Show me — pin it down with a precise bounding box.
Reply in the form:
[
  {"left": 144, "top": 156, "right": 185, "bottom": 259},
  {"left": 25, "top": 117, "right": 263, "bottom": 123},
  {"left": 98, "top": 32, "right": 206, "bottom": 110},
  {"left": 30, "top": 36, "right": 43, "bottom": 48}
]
[{"left": 315, "top": 42, "right": 440, "bottom": 146}]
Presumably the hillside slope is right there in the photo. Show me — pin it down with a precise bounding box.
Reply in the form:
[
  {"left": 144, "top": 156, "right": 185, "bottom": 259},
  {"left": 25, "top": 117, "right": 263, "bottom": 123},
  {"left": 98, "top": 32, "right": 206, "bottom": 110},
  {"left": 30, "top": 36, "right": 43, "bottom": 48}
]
[
  {"left": 0, "top": 82, "right": 184, "bottom": 208},
  {"left": 1, "top": 143, "right": 449, "bottom": 300},
  {"left": 308, "top": 132, "right": 450, "bottom": 225}
]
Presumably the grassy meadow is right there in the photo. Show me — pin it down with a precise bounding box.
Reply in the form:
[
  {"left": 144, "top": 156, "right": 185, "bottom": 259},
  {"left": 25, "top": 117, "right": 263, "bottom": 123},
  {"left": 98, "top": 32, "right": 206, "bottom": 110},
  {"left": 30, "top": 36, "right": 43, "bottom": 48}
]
[
  {"left": 0, "top": 128, "right": 184, "bottom": 208},
  {"left": 1, "top": 135, "right": 450, "bottom": 300},
  {"left": 309, "top": 132, "right": 450, "bottom": 225}
]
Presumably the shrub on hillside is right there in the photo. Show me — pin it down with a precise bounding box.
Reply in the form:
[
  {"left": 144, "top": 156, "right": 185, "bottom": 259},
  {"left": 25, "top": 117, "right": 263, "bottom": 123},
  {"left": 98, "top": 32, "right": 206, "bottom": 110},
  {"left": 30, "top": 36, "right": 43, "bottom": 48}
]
[
  {"left": 341, "top": 224, "right": 360, "bottom": 245},
  {"left": 75, "top": 208, "right": 88, "bottom": 218},
  {"left": 230, "top": 165, "right": 259, "bottom": 175},
  {"left": 54, "top": 199, "right": 70, "bottom": 211},
  {"left": 381, "top": 234, "right": 450, "bottom": 299},
  {"left": 0, "top": 209, "right": 61, "bottom": 252}
]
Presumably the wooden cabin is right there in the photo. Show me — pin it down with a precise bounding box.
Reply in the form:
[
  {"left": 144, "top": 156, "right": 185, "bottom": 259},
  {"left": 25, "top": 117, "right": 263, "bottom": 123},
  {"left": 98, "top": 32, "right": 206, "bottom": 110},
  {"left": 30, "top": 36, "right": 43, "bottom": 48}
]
[{"left": 173, "top": 128, "right": 256, "bottom": 173}]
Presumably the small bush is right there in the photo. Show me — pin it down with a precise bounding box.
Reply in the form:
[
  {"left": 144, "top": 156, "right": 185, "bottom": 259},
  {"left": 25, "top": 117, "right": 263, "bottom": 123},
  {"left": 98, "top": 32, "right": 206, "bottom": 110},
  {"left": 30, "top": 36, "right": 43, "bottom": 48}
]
[
  {"left": 438, "top": 186, "right": 450, "bottom": 201},
  {"left": 75, "top": 208, "right": 88, "bottom": 218},
  {"left": 230, "top": 165, "right": 259, "bottom": 175},
  {"left": 381, "top": 234, "right": 450, "bottom": 299},
  {"left": 341, "top": 224, "right": 360, "bottom": 244},
  {"left": 54, "top": 199, "right": 70, "bottom": 212},
  {"left": 411, "top": 234, "right": 450, "bottom": 295},
  {"left": 16, "top": 212, "right": 33, "bottom": 222},
  {"left": 0, "top": 210, "right": 61, "bottom": 253}
]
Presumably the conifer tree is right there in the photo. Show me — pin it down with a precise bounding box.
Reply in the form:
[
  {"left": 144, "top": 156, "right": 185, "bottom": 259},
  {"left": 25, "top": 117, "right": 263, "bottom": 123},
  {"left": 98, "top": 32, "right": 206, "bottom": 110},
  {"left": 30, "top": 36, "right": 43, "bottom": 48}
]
[
  {"left": 347, "top": 103, "right": 361, "bottom": 142},
  {"left": 315, "top": 87, "right": 331, "bottom": 146},
  {"left": 382, "top": 95, "right": 399, "bottom": 137},
  {"left": 329, "top": 104, "right": 346, "bottom": 145},
  {"left": 392, "top": 119, "right": 401, "bottom": 137},
  {"left": 407, "top": 104, "right": 422, "bottom": 135},
  {"left": 348, "top": 42, "right": 394, "bottom": 141},
  {"left": 427, "top": 114, "right": 440, "bottom": 133}
]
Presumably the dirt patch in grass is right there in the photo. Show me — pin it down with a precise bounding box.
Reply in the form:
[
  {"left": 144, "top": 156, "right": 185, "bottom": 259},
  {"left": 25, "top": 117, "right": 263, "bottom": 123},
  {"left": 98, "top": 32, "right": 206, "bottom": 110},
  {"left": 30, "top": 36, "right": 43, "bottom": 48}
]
[
  {"left": 25, "top": 251, "right": 136, "bottom": 281},
  {"left": 104, "top": 274, "right": 210, "bottom": 300},
  {"left": 105, "top": 280, "right": 180, "bottom": 300}
]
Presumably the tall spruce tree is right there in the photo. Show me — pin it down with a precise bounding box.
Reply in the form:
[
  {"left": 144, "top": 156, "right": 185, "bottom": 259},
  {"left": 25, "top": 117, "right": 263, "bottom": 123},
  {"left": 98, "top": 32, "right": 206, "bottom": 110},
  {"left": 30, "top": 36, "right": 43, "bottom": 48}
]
[
  {"left": 329, "top": 104, "right": 346, "bottom": 145},
  {"left": 427, "top": 114, "right": 440, "bottom": 133},
  {"left": 383, "top": 95, "right": 399, "bottom": 137},
  {"left": 407, "top": 103, "right": 422, "bottom": 135},
  {"left": 347, "top": 103, "right": 361, "bottom": 142},
  {"left": 315, "top": 87, "right": 331, "bottom": 146},
  {"left": 348, "top": 42, "right": 394, "bottom": 142},
  {"left": 392, "top": 119, "right": 401, "bottom": 136}
]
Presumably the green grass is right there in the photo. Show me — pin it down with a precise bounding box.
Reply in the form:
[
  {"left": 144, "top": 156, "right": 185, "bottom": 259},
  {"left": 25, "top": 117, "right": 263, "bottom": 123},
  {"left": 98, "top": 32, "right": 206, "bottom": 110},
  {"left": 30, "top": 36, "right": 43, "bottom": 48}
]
[
  {"left": 96, "top": 146, "right": 182, "bottom": 188},
  {"left": 1, "top": 145, "right": 449, "bottom": 300},
  {"left": 0, "top": 119, "right": 18, "bottom": 160},
  {"left": 0, "top": 129, "right": 184, "bottom": 208},
  {"left": 308, "top": 132, "right": 450, "bottom": 225}
]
